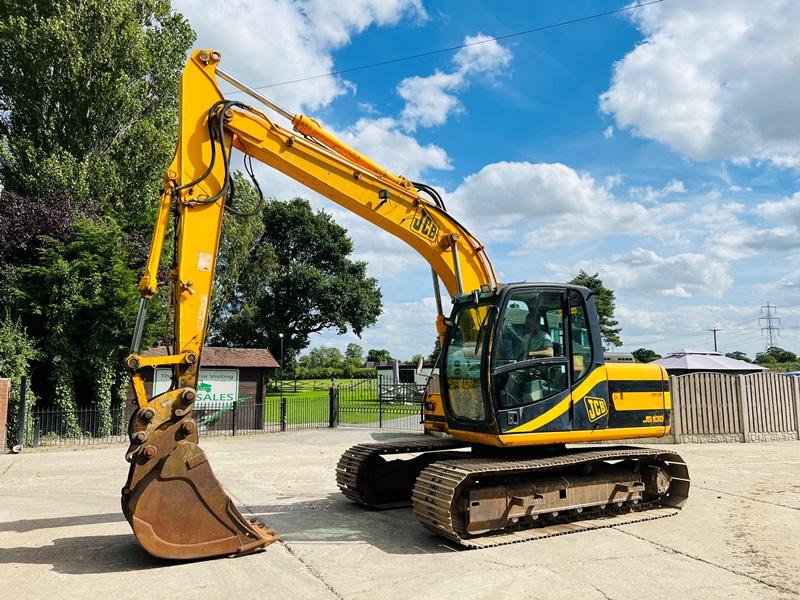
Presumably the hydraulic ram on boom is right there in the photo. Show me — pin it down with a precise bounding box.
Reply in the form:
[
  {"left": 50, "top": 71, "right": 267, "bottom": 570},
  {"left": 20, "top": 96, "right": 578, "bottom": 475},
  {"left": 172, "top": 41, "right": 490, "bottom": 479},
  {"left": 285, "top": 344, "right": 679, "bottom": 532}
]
[{"left": 123, "top": 50, "right": 688, "bottom": 560}]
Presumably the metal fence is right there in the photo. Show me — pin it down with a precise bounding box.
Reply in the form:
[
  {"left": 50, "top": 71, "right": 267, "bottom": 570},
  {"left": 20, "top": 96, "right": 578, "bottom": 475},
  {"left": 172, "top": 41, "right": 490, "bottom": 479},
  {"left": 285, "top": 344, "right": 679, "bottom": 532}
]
[
  {"left": 22, "top": 406, "right": 128, "bottom": 447},
  {"left": 10, "top": 377, "right": 426, "bottom": 449}
]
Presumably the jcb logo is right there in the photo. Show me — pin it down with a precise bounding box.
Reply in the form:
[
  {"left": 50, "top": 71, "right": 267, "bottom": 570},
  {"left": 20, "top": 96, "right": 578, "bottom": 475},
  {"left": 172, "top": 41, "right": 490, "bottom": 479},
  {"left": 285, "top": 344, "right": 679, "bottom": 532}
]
[
  {"left": 411, "top": 207, "right": 438, "bottom": 241},
  {"left": 584, "top": 396, "right": 608, "bottom": 422}
]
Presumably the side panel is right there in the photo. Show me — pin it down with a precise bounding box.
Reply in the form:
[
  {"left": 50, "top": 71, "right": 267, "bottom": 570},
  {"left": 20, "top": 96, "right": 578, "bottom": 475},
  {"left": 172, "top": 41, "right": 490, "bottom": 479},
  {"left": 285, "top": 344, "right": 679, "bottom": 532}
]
[
  {"left": 463, "top": 362, "right": 669, "bottom": 446},
  {"left": 605, "top": 362, "right": 669, "bottom": 430}
]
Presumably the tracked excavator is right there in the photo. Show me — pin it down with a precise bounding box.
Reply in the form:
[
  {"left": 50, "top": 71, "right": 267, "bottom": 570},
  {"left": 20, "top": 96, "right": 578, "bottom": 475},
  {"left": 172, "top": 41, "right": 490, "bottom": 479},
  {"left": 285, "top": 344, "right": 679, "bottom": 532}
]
[{"left": 123, "top": 50, "right": 689, "bottom": 559}]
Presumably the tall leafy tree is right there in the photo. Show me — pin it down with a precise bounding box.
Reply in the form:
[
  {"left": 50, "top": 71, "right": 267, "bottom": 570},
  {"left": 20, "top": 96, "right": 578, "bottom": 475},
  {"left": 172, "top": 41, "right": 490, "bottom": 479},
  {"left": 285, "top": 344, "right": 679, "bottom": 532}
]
[
  {"left": 14, "top": 219, "right": 142, "bottom": 434},
  {"left": 367, "top": 349, "right": 393, "bottom": 364},
  {"left": 213, "top": 196, "right": 383, "bottom": 366},
  {"left": 755, "top": 346, "right": 797, "bottom": 365},
  {"left": 428, "top": 336, "right": 442, "bottom": 363},
  {"left": 569, "top": 270, "right": 622, "bottom": 348},
  {"left": 0, "top": 1, "right": 194, "bottom": 424},
  {"left": 345, "top": 343, "right": 364, "bottom": 366},
  {"left": 0, "top": 0, "right": 194, "bottom": 229}
]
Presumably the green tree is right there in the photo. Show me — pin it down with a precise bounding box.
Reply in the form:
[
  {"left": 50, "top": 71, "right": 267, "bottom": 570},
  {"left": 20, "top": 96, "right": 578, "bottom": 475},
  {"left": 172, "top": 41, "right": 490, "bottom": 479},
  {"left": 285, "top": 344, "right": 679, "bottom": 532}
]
[
  {"left": 428, "top": 337, "right": 442, "bottom": 363},
  {"left": 404, "top": 354, "right": 424, "bottom": 366},
  {"left": 569, "top": 270, "right": 622, "bottom": 348},
  {"left": 345, "top": 343, "right": 364, "bottom": 366},
  {"left": 0, "top": 312, "right": 40, "bottom": 446},
  {"left": 0, "top": 1, "right": 193, "bottom": 427},
  {"left": 725, "top": 351, "right": 751, "bottom": 363},
  {"left": 367, "top": 349, "right": 393, "bottom": 364},
  {"left": 755, "top": 346, "right": 797, "bottom": 365},
  {"left": 632, "top": 348, "right": 661, "bottom": 363},
  {"left": 298, "top": 347, "right": 344, "bottom": 370},
  {"left": 12, "top": 219, "right": 142, "bottom": 434},
  {"left": 0, "top": 0, "right": 194, "bottom": 229},
  {"left": 214, "top": 197, "right": 383, "bottom": 365}
]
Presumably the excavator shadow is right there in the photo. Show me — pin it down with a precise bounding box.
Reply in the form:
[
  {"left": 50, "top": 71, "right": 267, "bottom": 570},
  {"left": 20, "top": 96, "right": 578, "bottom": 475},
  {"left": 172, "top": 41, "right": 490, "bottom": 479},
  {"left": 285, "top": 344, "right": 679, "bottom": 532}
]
[
  {"left": 248, "top": 493, "right": 458, "bottom": 555},
  {"left": 0, "top": 512, "right": 125, "bottom": 533},
  {"left": 0, "top": 533, "right": 163, "bottom": 574}
]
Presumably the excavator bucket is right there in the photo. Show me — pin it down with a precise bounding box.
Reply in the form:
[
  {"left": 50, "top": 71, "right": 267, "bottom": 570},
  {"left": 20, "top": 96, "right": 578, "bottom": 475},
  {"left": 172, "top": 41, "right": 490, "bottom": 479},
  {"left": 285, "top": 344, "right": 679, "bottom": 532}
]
[{"left": 121, "top": 389, "right": 277, "bottom": 560}]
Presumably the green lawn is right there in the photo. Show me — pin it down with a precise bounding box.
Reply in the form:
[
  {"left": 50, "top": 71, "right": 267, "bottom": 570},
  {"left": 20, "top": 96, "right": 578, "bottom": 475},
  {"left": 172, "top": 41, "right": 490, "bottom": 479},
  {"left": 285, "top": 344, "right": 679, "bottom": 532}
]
[
  {"left": 266, "top": 378, "right": 375, "bottom": 400},
  {"left": 262, "top": 396, "right": 420, "bottom": 426}
]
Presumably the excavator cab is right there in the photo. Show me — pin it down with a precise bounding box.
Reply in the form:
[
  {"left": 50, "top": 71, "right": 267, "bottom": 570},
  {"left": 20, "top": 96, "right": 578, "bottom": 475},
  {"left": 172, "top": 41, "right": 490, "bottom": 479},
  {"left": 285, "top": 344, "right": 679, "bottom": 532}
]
[{"left": 439, "top": 283, "right": 605, "bottom": 440}]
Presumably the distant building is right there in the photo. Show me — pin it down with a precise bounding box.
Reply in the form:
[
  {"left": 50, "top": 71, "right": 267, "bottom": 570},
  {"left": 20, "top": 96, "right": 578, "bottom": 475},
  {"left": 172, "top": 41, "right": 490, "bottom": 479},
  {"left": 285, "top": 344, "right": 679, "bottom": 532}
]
[
  {"left": 128, "top": 346, "right": 279, "bottom": 406},
  {"left": 653, "top": 348, "right": 767, "bottom": 376}
]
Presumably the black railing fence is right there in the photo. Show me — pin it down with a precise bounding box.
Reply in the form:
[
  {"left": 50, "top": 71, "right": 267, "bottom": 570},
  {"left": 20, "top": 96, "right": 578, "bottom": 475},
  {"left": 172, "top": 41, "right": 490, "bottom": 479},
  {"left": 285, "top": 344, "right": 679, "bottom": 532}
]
[
  {"left": 10, "top": 376, "right": 428, "bottom": 449},
  {"left": 21, "top": 405, "right": 128, "bottom": 447}
]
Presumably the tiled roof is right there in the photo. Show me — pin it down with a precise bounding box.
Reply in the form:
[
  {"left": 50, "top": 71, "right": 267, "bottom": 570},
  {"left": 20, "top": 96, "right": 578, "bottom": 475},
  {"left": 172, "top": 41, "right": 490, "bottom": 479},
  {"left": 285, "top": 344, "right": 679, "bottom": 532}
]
[{"left": 142, "top": 346, "right": 279, "bottom": 368}]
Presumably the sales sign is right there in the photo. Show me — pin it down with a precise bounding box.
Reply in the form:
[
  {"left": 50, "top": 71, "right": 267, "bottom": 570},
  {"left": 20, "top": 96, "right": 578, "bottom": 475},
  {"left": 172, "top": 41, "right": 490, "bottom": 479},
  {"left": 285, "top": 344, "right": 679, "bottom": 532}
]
[{"left": 153, "top": 368, "right": 239, "bottom": 406}]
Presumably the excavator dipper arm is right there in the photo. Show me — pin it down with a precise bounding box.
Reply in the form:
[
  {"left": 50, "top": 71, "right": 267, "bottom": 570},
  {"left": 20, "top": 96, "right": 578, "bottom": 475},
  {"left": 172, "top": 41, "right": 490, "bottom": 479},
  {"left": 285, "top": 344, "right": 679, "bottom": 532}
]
[{"left": 122, "top": 49, "right": 495, "bottom": 559}]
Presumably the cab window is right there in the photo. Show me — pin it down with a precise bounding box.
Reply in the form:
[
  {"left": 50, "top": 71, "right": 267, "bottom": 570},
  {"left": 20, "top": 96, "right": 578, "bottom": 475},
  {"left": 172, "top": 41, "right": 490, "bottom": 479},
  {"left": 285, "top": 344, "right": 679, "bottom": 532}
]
[
  {"left": 444, "top": 303, "right": 491, "bottom": 421},
  {"left": 495, "top": 290, "right": 565, "bottom": 367}
]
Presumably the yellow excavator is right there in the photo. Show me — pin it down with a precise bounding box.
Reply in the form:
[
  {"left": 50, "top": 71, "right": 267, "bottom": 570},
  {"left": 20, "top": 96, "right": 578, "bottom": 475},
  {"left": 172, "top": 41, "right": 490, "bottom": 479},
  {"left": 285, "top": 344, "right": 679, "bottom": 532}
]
[{"left": 123, "top": 50, "right": 689, "bottom": 559}]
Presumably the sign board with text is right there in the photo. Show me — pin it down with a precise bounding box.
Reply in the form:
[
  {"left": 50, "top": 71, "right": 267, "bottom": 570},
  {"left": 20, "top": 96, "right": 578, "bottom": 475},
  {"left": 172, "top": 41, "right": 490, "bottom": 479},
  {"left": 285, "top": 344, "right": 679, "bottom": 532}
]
[{"left": 153, "top": 368, "right": 239, "bottom": 406}]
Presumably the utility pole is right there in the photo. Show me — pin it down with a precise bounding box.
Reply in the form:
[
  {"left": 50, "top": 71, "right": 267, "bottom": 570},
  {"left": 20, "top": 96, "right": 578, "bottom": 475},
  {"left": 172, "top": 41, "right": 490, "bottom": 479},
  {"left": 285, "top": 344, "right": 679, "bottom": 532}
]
[
  {"left": 759, "top": 302, "right": 780, "bottom": 350},
  {"left": 708, "top": 328, "right": 720, "bottom": 352}
]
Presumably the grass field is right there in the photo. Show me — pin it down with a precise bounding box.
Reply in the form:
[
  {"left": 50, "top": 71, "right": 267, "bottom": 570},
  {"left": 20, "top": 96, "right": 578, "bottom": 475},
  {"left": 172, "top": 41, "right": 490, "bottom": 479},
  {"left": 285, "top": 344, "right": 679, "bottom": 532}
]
[
  {"left": 266, "top": 378, "right": 375, "bottom": 400},
  {"left": 263, "top": 397, "right": 421, "bottom": 425}
]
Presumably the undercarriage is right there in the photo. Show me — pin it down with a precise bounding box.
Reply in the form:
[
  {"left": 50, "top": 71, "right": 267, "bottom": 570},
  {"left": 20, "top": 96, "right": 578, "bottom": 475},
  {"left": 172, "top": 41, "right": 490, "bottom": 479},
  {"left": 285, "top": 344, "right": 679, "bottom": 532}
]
[{"left": 336, "top": 438, "right": 689, "bottom": 548}]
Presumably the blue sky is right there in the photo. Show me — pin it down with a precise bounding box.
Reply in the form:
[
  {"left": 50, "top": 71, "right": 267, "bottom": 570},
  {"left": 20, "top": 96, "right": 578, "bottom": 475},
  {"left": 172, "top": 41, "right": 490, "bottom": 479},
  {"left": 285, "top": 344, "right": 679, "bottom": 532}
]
[{"left": 175, "top": 0, "right": 800, "bottom": 360}]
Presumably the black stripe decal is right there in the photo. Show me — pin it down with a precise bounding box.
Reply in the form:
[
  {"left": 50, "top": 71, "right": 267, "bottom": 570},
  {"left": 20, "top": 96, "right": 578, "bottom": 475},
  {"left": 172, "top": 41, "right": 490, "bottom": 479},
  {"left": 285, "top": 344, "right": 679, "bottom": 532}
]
[{"left": 608, "top": 380, "right": 667, "bottom": 394}]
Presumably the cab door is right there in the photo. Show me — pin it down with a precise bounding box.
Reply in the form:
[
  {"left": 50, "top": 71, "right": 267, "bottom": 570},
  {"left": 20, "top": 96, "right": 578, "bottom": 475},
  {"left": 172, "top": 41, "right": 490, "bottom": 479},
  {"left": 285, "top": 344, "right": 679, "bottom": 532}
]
[
  {"left": 567, "top": 289, "right": 611, "bottom": 432},
  {"left": 491, "top": 287, "right": 572, "bottom": 434}
]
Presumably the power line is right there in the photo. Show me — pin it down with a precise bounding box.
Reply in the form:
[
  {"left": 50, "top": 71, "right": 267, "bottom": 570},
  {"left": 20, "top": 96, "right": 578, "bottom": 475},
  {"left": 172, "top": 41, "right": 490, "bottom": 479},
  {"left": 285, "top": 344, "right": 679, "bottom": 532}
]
[
  {"left": 632, "top": 313, "right": 760, "bottom": 347},
  {"left": 230, "top": 0, "right": 665, "bottom": 92}
]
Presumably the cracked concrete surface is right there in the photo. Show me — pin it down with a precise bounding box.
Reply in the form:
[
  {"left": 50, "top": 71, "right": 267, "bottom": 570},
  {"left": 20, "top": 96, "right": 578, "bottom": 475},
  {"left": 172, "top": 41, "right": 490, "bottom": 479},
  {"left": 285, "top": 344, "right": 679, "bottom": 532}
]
[{"left": 1, "top": 431, "right": 798, "bottom": 600}]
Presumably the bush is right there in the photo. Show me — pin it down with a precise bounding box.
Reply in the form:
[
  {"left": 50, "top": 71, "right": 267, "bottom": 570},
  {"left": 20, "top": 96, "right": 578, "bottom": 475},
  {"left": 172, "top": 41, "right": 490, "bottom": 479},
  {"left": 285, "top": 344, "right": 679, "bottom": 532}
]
[
  {"left": 291, "top": 366, "right": 376, "bottom": 380},
  {"left": 0, "top": 312, "right": 40, "bottom": 446}
]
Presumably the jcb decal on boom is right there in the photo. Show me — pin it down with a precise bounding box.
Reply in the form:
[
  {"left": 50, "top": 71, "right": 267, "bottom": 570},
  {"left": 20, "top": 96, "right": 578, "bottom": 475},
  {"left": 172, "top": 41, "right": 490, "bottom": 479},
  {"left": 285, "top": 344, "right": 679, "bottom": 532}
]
[
  {"left": 411, "top": 206, "right": 439, "bottom": 241},
  {"left": 584, "top": 396, "right": 608, "bottom": 422}
]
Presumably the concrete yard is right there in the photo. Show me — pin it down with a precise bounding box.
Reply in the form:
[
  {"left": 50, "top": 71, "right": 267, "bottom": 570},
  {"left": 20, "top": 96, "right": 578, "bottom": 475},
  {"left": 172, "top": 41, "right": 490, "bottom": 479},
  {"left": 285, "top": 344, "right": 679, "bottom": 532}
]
[{"left": 1, "top": 430, "right": 798, "bottom": 600}]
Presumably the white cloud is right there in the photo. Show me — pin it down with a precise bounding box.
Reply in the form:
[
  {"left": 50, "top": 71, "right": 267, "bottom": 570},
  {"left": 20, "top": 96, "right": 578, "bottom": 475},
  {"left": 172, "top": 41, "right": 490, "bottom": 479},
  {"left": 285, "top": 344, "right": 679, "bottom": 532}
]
[
  {"left": 446, "top": 161, "right": 684, "bottom": 249},
  {"left": 550, "top": 248, "right": 733, "bottom": 299},
  {"left": 603, "top": 126, "right": 614, "bottom": 139},
  {"left": 600, "top": 0, "right": 800, "bottom": 167},
  {"left": 397, "top": 34, "right": 512, "bottom": 130},
  {"left": 616, "top": 303, "right": 761, "bottom": 355},
  {"left": 756, "top": 191, "right": 800, "bottom": 223},
  {"left": 335, "top": 117, "right": 451, "bottom": 179},
  {"left": 174, "top": 0, "right": 426, "bottom": 111},
  {"left": 312, "top": 296, "right": 439, "bottom": 360},
  {"left": 710, "top": 226, "right": 800, "bottom": 260},
  {"left": 628, "top": 178, "right": 686, "bottom": 203}
]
